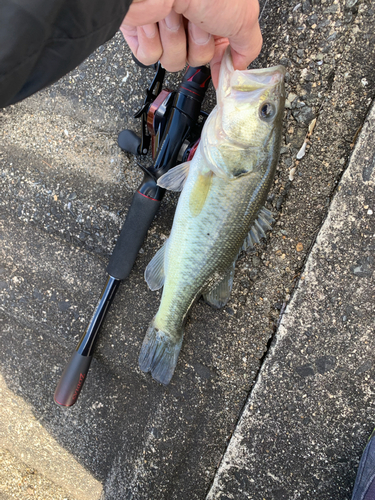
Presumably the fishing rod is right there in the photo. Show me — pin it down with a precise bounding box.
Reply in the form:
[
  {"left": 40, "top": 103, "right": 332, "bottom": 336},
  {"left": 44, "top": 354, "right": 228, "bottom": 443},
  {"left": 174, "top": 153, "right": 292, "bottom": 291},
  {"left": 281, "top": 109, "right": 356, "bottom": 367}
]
[{"left": 54, "top": 60, "right": 211, "bottom": 406}]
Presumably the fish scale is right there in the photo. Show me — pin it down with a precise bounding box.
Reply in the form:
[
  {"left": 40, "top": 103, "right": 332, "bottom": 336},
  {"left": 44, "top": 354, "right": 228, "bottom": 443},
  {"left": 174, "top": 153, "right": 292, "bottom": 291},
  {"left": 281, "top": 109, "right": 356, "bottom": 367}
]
[{"left": 138, "top": 48, "right": 285, "bottom": 385}]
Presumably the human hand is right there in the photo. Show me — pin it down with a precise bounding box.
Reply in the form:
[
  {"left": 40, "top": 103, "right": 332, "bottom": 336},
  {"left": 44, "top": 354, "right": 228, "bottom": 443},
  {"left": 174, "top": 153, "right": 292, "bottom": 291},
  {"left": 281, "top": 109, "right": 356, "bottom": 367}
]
[{"left": 120, "top": 0, "right": 262, "bottom": 88}]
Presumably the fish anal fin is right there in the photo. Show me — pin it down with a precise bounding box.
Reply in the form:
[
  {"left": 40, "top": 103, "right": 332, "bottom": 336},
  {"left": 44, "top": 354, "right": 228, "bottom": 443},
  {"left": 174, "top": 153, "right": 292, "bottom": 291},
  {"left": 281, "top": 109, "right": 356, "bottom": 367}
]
[
  {"left": 157, "top": 161, "right": 191, "bottom": 192},
  {"left": 203, "top": 259, "right": 236, "bottom": 309},
  {"left": 145, "top": 240, "right": 168, "bottom": 291},
  {"left": 189, "top": 171, "right": 213, "bottom": 217}
]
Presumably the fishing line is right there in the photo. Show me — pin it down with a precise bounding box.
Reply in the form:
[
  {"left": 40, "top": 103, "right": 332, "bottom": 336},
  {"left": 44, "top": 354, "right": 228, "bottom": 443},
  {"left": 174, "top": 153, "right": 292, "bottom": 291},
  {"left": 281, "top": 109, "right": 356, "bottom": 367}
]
[{"left": 259, "top": 0, "right": 270, "bottom": 22}]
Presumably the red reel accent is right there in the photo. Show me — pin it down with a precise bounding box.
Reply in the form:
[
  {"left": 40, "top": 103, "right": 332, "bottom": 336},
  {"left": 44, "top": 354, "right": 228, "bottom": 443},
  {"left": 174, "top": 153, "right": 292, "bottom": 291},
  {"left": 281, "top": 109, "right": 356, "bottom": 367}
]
[
  {"left": 187, "top": 139, "right": 200, "bottom": 161},
  {"left": 147, "top": 89, "right": 172, "bottom": 136}
]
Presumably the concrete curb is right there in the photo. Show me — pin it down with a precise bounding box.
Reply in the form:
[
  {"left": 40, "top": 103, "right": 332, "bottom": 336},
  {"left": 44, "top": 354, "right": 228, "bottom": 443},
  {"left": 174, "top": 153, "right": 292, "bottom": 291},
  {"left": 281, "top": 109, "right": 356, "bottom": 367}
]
[{"left": 207, "top": 102, "right": 375, "bottom": 499}]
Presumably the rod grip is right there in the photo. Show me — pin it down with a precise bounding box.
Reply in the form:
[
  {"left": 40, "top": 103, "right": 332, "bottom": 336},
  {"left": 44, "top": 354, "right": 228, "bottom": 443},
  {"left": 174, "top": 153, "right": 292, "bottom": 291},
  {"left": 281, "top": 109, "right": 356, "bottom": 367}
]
[
  {"left": 107, "top": 190, "right": 161, "bottom": 280},
  {"left": 54, "top": 351, "right": 92, "bottom": 407}
]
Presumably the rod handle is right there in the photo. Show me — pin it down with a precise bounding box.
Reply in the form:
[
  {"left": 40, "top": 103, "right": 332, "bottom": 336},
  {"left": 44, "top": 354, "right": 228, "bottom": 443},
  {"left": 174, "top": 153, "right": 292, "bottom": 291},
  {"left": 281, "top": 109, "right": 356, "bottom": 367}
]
[
  {"left": 106, "top": 190, "right": 161, "bottom": 280},
  {"left": 54, "top": 351, "right": 92, "bottom": 407}
]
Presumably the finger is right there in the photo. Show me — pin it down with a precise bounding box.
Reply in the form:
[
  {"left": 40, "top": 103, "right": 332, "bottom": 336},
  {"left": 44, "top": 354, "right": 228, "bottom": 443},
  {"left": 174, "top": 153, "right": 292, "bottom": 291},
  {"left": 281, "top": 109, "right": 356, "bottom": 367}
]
[
  {"left": 120, "top": 23, "right": 140, "bottom": 56},
  {"left": 123, "top": 0, "right": 175, "bottom": 26},
  {"left": 158, "top": 11, "right": 187, "bottom": 72},
  {"left": 229, "top": 22, "right": 263, "bottom": 72},
  {"left": 137, "top": 24, "right": 163, "bottom": 66},
  {"left": 121, "top": 22, "right": 163, "bottom": 67},
  {"left": 175, "top": 0, "right": 263, "bottom": 71},
  {"left": 186, "top": 22, "right": 215, "bottom": 69},
  {"left": 209, "top": 37, "right": 229, "bottom": 89}
]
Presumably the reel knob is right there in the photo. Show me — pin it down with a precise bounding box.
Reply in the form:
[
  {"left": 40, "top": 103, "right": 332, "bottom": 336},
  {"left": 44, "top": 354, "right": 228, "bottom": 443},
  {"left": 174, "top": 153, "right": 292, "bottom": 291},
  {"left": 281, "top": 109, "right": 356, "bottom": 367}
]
[{"left": 118, "top": 130, "right": 142, "bottom": 155}]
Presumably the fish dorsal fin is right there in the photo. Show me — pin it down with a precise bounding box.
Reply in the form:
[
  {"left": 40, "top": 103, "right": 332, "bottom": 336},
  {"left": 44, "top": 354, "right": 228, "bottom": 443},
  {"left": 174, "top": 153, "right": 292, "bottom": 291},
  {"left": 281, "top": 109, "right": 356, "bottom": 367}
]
[
  {"left": 242, "top": 231, "right": 255, "bottom": 251},
  {"left": 203, "top": 258, "right": 237, "bottom": 309},
  {"left": 242, "top": 207, "right": 274, "bottom": 251},
  {"left": 145, "top": 240, "right": 168, "bottom": 291},
  {"left": 157, "top": 161, "right": 191, "bottom": 192},
  {"left": 258, "top": 206, "right": 274, "bottom": 228}
]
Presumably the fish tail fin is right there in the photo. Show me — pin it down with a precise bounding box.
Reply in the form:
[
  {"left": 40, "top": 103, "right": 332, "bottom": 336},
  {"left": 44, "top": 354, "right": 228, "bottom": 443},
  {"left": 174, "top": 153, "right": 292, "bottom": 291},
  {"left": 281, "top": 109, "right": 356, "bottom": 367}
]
[{"left": 138, "top": 319, "right": 183, "bottom": 385}]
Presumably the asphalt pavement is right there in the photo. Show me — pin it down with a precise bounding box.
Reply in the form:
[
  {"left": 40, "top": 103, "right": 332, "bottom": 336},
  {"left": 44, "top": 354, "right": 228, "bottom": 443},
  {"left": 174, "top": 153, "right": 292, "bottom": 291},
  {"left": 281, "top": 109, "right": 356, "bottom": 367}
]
[{"left": 0, "top": 0, "right": 374, "bottom": 499}]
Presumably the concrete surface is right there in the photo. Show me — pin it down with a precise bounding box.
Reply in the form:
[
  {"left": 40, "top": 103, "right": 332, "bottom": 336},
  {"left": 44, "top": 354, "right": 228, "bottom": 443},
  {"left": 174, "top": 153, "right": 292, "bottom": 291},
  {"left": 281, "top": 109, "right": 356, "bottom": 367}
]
[
  {"left": 207, "top": 101, "right": 375, "bottom": 500},
  {"left": 0, "top": 447, "right": 76, "bottom": 500},
  {"left": 0, "top": 0, "right": 374, "bottom": 498},
  {"left": 0, "top": 372, "right": 101, "bottom": 500}
]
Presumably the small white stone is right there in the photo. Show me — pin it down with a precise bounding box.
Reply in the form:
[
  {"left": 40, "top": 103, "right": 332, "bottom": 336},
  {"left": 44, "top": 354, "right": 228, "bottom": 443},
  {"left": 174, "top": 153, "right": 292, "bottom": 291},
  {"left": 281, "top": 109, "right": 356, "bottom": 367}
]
[
  {"left": 287, "top": 92, "right": 298, "bottom": 102},
  {"left": 296, "top": 141, "right": 307, "bottom": 160},
  {"left": 367, "top": 209, "right": 373, "bottom": 215},
  {"left": 289, "top": 166, "right": 297, "bottom": 181}
]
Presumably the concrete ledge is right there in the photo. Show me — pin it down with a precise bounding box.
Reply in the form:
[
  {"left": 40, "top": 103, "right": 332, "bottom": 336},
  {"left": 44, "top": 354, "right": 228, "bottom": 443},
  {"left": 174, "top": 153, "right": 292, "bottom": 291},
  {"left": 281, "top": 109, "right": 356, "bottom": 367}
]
[{"left": 207, "top": 103, "right": 375, "bottom": 499}]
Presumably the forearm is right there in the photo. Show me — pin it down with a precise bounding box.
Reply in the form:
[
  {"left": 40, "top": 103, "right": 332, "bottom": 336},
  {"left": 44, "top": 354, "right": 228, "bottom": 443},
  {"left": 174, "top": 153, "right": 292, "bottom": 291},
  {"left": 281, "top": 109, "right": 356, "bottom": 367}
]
[{"left": 0, "top": 0, "right": 133, "bottom": 108}]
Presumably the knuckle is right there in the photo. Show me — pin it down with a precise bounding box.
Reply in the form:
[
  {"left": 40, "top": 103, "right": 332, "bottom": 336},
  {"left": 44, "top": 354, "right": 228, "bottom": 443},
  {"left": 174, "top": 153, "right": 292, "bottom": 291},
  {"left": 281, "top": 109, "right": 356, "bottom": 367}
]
[
  {"left": 160, "top": 57, "right": 185, "bottom": 73},
  {"left": 247, "top": 2, "right": 260, "bottom": 26},
  {"left": 137, "top": 50, "right": 161, "bottom": 66}
]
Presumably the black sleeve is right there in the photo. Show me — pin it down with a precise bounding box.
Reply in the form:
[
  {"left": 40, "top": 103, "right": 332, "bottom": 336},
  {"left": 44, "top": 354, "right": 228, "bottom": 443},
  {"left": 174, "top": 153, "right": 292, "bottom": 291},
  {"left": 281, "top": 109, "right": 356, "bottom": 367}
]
[{"left": 0, "top": 0, "right": 133, "bottom": 107}]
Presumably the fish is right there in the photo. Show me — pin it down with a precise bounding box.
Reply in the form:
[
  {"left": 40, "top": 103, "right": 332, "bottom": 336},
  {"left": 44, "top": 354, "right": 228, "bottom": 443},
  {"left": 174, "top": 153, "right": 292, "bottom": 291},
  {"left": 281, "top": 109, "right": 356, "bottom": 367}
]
[{"left": 138, "top": 48, "right": 285, "bottom": 385}]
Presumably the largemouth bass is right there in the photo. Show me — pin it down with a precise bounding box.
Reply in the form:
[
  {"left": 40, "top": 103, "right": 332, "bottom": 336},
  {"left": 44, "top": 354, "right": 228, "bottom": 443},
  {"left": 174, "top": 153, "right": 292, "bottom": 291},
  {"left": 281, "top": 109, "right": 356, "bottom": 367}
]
[{"left": 139, "top": 48, "right": 285, "bottom": 385}]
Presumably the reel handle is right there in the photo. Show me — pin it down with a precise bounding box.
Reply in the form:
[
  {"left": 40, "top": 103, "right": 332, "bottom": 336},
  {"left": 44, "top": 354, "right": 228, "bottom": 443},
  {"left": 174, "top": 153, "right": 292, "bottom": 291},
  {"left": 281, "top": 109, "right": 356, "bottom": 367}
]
[{"left": 118, "top": 130, "right": 142, "bottom": 155}]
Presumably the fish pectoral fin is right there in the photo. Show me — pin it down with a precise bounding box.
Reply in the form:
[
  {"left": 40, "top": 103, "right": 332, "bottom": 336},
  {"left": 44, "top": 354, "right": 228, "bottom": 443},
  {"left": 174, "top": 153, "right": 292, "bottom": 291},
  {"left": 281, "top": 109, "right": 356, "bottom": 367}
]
[
  {"left": 157, "top": 161, "right": 191, "bottom": 192},
  {"left": 145, "top": 240, "right": 168, "bottom": 291},
  {"left": 203, "top": 259, "right": 237, "bottom": 309},
  {"left": 189, "top": 171, "right": 213, "bottom": 217},
  {"left": 242, "top": 206, "right": 274, "bottom": 251}
]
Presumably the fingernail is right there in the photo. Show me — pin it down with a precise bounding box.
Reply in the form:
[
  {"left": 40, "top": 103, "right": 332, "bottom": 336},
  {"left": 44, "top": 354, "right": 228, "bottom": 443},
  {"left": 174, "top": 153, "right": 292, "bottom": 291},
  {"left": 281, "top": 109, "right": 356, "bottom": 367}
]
[
  {"left": 142, "top": 23, "right": 157, "bottom": 38},
  {"left": 164, "top": 11, "right": 181, "bottom": 31},
  {"left": 189, "top": 23, "right": 211, "bottom": 45}
]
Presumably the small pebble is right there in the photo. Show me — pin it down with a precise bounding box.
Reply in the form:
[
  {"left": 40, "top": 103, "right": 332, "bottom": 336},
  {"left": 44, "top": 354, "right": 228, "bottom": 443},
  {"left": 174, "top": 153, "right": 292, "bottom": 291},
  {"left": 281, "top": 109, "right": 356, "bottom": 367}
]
[
  {"left": 296, "top": 141, "right": 307, "bottom": 160},
  {"left": 289, "top": 166, "right": 297, "bottom": 181}
]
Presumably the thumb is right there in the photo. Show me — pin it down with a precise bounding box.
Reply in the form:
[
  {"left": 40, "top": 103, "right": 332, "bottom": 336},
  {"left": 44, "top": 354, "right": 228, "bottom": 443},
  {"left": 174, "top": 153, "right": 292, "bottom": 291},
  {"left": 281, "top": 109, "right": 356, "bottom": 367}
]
[{"left": 229, "top": 21, "right": 263, "bottom": 72}]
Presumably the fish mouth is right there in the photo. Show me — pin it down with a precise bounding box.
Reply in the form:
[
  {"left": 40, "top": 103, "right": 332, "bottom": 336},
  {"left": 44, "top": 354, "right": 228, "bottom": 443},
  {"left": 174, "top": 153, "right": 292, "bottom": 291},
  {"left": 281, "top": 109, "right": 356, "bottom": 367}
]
[
  {"left": 247, "top": 65, "right": 286, "bottom": 77},
  {"left": 231, "top": 66, "right": 286, "bottom": 92}
]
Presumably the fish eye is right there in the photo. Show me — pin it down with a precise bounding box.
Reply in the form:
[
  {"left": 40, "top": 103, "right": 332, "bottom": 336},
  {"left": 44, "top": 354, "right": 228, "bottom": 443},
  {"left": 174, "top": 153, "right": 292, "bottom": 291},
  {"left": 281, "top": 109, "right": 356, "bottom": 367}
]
[{"left": 259, "top": 102, "right": 276, "bottom": 120}]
